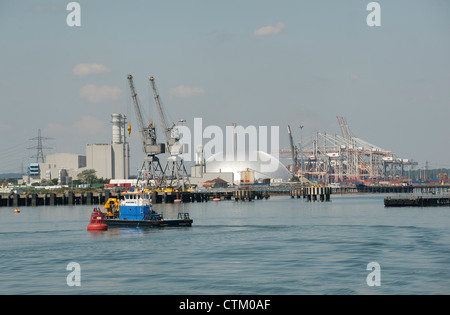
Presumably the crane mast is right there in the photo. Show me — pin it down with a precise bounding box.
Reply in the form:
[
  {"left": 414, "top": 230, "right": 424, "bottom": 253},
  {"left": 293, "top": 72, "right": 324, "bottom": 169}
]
[
  {"left": 127, "top": 74, "right": 165, "bottom": 189},
  {"left": 148, "top": 75, "right": 190, "bottom": 189},
  {"left": 127, "top": 75, "right": 156, "bottom": 152},
  {"left": 287, "top": 125, "right": 299, "bottom": 175},
  {"left": 149, "top": 76, "right": 180, "bottom": 154}
]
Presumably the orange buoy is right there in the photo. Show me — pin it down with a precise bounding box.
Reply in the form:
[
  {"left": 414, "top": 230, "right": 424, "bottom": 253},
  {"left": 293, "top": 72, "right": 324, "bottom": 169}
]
[
  {"left": 87, "top": 208, "right": 108, "bottom": 231},
  {"left": 14, "top": 208, "right": 20, "bottom": 213},
  {"left": 213, "top": 198, "right": 220, "bottom": 202}
]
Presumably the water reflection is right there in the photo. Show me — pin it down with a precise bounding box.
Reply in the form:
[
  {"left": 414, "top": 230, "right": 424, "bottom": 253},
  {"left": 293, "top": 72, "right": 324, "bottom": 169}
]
[{"left": 88, "top": 227, "right": 155, "bottom": 239}]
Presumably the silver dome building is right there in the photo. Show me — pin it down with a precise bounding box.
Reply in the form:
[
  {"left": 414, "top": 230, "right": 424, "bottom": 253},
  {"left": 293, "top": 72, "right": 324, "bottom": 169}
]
[{"left": 205, "top": 150, "right": 291, "bottom": 183}]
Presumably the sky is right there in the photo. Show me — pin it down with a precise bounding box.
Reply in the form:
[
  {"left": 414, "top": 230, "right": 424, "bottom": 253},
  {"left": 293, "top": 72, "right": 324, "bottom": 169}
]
[{"left": 1, "top": 0, "right": 449, "bottom": 175}]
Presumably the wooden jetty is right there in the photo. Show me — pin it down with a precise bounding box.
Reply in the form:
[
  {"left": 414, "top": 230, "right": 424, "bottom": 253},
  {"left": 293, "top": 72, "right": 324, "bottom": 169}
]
[
  {"left": 356, "top": 184, "right": 413, "bottom": 193},
  {"left": 0, "top": 191, "right": 121, "bottom": 208},
  {"left": 0, "top": 190, "right": 222, "bottom": 207},
  {"left": 0, "top": 189, "right": 256, "bottom": 207},
  {"left": 290, "top": 186, "right": 331, "bottom": 202},
  {"left": 0, "top": 185, "right": 331, "bottom": 207},
  {"left": 232, "top": 189, "right": 269, "bottom": 201},
  {"left": 384, "top": 195, "right": 450, "bottom": 207}
]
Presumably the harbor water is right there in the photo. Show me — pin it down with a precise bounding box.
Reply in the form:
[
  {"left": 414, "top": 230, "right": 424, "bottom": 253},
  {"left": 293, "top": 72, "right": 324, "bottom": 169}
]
[{"left": 0, "top": 194, "right": 449, "bottom": 295}]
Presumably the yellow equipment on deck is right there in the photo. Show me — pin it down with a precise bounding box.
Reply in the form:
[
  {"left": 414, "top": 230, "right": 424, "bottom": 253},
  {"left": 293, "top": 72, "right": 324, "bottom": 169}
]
[{"left": 104, "top": 198, "right": 120, "bottom": 218}]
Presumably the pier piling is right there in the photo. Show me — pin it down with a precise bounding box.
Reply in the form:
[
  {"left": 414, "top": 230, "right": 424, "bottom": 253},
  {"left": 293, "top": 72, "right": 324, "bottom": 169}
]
[{"left": 290, "top": 186, "right": 331, "bottom": 202}]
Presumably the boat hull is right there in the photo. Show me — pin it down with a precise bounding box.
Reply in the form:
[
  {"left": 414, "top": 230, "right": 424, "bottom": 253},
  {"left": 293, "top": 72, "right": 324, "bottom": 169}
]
[{"left": 104, "top": 218, "right": 193, "bottom": 228}]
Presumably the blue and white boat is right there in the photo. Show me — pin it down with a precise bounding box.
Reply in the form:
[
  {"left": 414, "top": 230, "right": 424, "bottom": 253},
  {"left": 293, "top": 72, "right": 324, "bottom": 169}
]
[{"left": 104, "top": 190, "right": 193, "bottom": 228}]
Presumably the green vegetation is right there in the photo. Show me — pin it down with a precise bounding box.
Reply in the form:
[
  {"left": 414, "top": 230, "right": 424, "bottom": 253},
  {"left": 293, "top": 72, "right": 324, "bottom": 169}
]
[
  {"left": 31, "top": 179, "right": 58, "bottom": 186},
  {"left": 76, "top": 169, "right": 109, "bottom": 185},
  {"left": 1, "top": 169, "right": 110, "bottom": 195}
]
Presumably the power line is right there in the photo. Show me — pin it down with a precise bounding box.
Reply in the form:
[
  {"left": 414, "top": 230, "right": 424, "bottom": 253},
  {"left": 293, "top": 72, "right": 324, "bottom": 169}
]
[{"left": 27, "top": 129, "right": 53, "bottom": 163}]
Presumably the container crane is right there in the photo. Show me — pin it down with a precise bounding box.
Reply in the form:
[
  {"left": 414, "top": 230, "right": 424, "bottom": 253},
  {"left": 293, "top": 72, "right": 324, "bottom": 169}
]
[
  {"left": 336, "top": 116, "right": 352, "bottom": 141},
  {"left": 148, "top": 76, "right": 190, "bottom": 189},
  {"left": 287, "top": 125, "right": 298, "bottom": 175},
  {"left": 127, "top": 74, "right": 165, "bottom": 188}
]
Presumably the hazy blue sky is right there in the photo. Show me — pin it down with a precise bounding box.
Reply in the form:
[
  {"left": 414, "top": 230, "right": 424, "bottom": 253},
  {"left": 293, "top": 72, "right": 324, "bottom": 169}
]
[{"left": 1, "top": 0, "right": 449, "bottom": 174}]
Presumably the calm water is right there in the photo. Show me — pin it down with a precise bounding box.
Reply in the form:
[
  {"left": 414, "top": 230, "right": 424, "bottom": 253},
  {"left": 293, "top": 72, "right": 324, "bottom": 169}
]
[{"left": 0, "top": 194, "right": 449, "bottom": 295}]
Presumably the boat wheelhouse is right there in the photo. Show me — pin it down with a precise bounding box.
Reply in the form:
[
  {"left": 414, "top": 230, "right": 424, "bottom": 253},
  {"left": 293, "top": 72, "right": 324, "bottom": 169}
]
[
  {"left": 119, "top": 191, "right": 152, "bottom": 221},
  {"left": 101, "top": 190, "right": 193, "bottom": 228}
]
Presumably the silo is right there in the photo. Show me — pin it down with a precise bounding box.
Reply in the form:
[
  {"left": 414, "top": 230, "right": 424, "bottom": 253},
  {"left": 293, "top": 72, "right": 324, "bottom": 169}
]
[
  {"left": 111, "top": 114, "right": 123, "bottom": 144},
  {"left": 111, "top": 114, "right": 127, "bottom": 144},
  {"left": 110, "top": 114, "right": 129, "bottom": 179}
]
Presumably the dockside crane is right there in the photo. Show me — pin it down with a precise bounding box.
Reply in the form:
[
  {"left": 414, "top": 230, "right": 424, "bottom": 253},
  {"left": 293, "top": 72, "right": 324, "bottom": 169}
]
[
  {"left": 148, "top": 76, "right": 190, "bottom": 189},
  {"left": 149, "top": 76, "right": 178, "bottom": 153},
  {"left": 336, "top": 116, "right": 352, "bottom": 142},
  {"left": 287, "top": 125, "right": 298, "bottom": 175},
  {"left": 127, "top": 74, "right": 166, "bottom": 188}
]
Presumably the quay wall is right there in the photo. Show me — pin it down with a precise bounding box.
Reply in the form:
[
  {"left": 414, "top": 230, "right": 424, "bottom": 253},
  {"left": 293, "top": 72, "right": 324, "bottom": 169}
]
[
  {"left": 4, "top": 183, "right": 444, "bottom": 208},
  {"left": 1, "top": 186, "right": 331, "bottom": 207}
]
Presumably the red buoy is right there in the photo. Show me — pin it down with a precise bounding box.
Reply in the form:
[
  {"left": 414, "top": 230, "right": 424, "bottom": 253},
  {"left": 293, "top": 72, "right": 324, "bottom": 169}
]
[{"left": 87, "top": 208, "right": 108, "bottom": 231}]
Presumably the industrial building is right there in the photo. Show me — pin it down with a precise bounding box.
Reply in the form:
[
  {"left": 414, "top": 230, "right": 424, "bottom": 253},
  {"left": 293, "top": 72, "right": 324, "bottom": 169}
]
[
  {"left": 184, "top": 145, "right": 234, "bottom": 186},
  {"left": 40, "top": 153, "right": 86, "bottom": 184},
  {"left": 24, "top": 114, "right": 130, "bottom": 184},
  {"left": 189, "top": 170, "right": 234, "bottom": 187},
  {"left": 86, "top": 113, "right": 130, "bottom": 180}
]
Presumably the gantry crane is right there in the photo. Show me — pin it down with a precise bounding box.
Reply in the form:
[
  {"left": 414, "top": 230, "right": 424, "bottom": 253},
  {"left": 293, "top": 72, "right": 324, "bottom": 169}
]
[
  {"left": 148, "top": 76, "right": 190, "bottom": 189},
  {"left": 127, "top": 74, "right": 166, "bottom": 188}
]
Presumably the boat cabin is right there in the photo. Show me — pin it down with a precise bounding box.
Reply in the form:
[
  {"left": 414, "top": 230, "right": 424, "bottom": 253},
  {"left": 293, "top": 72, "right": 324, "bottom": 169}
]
[
  {"left": 119, "top": 191, "right": 152, "bottom": 221},
  {"left": 120, "top": 191, "right": 152, "bottom": 207}
]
